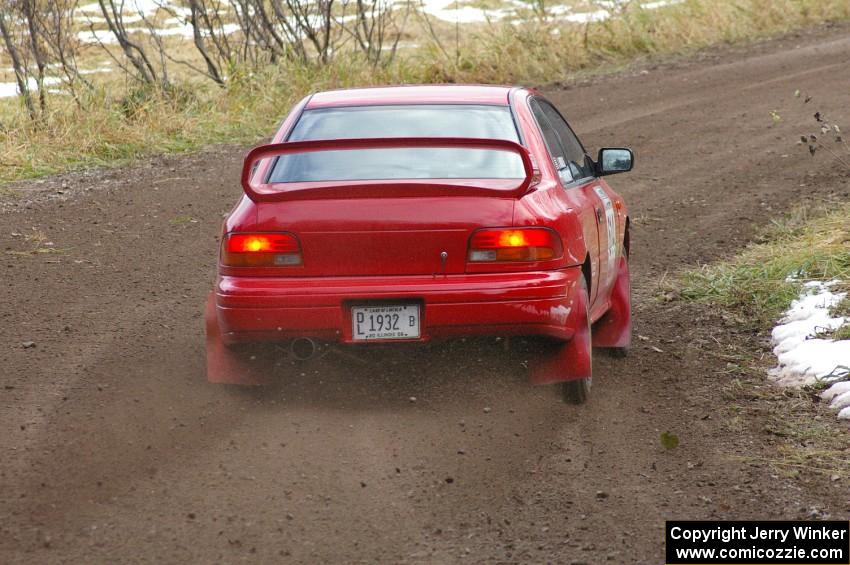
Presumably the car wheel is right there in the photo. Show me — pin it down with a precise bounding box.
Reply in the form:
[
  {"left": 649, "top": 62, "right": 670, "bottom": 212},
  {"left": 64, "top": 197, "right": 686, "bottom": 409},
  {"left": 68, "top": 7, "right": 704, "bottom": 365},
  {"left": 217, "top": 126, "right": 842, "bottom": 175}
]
[
  {"left": 562, "top": 276, "right": 592, "bottom": 404},
  {"left": 606, "top": 346, "right": 629, "bottom": 359}
]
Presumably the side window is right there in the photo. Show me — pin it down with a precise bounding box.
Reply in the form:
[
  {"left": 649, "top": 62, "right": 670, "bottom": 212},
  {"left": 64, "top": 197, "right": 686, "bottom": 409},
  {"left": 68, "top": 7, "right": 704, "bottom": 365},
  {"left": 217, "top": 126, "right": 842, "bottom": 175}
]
[
  {"left": 534, "top": 99, "right": 593, "bottom": 182},
  {"left": 530, "top": 99, "right": 574, "bottom": 184}
]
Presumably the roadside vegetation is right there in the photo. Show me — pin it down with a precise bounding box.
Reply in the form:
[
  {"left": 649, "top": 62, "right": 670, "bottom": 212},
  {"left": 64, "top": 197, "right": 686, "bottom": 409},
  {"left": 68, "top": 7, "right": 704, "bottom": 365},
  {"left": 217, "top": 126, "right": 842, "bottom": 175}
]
[
  {"left": 678, "top": 101, "right": 850, "bottom": 478},
  {"left": 2, "top": 0, "right": 850, "bottom": 183},
  {"left": 680, "top": 202, "right": 850, "bottom": 330},
  {"left": 680, "top": 97, "right": 850, "bottom": 331},
  {"left": 679, "top": 199, "right": 850, "bottom": 477}
]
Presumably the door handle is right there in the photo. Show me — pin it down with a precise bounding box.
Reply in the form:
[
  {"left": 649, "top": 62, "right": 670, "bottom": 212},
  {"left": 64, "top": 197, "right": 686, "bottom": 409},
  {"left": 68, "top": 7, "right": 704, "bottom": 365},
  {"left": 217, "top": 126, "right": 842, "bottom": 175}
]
[{"left": 595, "top": 208, "right": 603, "bottom": 222}]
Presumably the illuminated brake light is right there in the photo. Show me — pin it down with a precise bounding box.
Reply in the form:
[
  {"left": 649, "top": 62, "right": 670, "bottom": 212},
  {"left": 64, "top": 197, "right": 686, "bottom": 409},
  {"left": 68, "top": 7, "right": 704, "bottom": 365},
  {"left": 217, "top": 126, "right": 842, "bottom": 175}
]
[
  {"left": 222, "top": 233, "right": 302, "bottom": 267},
  {"left": 468, "top": 228, "right": 562, "bottom": 262}
]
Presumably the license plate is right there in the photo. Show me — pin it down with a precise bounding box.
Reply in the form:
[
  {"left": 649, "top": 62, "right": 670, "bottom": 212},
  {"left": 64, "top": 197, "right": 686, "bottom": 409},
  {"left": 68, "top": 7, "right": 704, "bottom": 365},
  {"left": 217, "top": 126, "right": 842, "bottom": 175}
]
[{"left": 351, "top": 304, "right": 420, "bottom": 341}]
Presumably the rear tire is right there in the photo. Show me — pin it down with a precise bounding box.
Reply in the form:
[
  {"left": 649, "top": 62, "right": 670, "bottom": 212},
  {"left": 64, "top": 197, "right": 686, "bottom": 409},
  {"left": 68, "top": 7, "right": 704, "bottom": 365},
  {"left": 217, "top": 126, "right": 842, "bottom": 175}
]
[{"left": 561, "top": 276, "right": 592, "bottom": 404}]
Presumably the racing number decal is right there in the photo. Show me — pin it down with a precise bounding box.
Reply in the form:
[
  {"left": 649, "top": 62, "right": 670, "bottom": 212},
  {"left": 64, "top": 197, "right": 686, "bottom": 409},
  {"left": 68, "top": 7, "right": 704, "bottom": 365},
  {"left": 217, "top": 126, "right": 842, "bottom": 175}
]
[{"left": 592, "top": 186, "right": 617, "bottom": 278}]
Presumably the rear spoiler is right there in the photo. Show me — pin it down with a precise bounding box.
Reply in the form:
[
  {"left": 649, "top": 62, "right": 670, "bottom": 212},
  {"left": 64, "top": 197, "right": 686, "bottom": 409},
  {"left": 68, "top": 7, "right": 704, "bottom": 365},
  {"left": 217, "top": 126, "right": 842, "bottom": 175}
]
[{"left": 241, "top": 137, "right": 536, "bottom": 202}]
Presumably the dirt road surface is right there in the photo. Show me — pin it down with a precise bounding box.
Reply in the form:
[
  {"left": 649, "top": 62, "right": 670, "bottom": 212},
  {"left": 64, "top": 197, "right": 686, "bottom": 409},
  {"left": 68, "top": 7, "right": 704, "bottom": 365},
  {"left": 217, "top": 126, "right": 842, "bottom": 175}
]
[{"left": 2, "top": 24, "right": 850, "bottom": 564}]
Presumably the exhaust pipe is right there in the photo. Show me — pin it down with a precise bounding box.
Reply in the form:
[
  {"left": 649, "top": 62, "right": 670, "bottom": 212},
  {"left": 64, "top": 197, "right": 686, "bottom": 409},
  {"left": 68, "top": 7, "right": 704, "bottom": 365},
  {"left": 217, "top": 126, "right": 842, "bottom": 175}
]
[{"left": 290, "top": 337, "right": 318, "bottom": 361}]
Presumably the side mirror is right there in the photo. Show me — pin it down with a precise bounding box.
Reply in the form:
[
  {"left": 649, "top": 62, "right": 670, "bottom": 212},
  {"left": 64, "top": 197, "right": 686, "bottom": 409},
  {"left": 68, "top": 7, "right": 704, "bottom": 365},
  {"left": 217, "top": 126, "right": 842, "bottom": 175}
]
[{"left": 596, "top": 148, "right": 634, "bottom": 176}]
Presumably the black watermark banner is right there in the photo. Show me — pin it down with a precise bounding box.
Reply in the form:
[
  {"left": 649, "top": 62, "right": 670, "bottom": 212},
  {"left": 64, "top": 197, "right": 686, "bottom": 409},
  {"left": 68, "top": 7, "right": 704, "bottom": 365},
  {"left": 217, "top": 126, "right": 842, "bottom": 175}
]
[{"left": 666, "top": 521, "right": 850, "bottom": 564}]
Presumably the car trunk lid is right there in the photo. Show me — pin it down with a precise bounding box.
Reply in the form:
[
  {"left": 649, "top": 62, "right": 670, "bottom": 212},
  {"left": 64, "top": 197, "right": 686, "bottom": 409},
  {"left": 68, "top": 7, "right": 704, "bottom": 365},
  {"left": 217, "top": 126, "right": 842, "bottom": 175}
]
[{"left": 256, "top": 196, "right": 515, "bottom": 276}]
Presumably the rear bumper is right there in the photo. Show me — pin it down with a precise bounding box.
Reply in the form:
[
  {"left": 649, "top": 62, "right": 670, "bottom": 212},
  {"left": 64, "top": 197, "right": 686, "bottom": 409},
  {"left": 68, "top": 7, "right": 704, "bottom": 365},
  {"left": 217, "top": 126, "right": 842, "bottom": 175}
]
[{"left": 214, "top": 268, "right": 582, "bottom": 344}]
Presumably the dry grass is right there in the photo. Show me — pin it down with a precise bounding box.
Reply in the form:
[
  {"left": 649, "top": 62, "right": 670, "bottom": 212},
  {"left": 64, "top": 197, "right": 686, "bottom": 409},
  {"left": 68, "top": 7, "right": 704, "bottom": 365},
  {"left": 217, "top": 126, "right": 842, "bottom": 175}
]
[
  {"left": 724, "top": 376, "right": 850, "bottom": 480},
  {"left": 2, "top": 0, "right": 850, "bottom": 182},
  {"left": 1, "top": 58, "right": 411, "bottom": 180}
]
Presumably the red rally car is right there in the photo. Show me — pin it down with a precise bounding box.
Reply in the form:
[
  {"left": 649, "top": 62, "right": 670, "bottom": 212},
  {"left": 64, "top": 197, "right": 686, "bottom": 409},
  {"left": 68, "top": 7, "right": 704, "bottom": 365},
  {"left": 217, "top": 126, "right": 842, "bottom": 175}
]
[{"left": 205, "top": 85, "right": 634, "bottom": 403}]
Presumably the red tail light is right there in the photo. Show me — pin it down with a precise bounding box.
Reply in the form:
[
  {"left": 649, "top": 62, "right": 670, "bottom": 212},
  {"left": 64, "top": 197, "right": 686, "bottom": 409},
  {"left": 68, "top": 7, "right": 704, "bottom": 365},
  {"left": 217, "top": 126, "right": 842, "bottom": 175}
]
[
  {"left": 468, "top": 228, "right": 562, "bottom": 262},
  {"left": 222, "top": 233, "right": 302, "bottom": 267}
]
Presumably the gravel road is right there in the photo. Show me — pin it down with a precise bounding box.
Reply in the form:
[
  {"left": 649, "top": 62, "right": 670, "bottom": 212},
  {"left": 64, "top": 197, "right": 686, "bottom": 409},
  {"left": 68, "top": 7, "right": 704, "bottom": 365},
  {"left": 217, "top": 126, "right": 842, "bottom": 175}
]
[{"left": 2, "top": 23, "right": 849, "bottom": 564}]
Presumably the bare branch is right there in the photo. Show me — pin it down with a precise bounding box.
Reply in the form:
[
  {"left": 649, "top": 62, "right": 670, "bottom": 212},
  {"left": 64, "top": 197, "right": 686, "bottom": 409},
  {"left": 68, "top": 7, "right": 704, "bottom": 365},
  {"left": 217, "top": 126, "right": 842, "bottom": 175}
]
[
  {"left": 96, "top": 0, "right": 160, "bottom": 84},
  {"left": 0, "top": 8, "right": 37, "bottom": 119}
]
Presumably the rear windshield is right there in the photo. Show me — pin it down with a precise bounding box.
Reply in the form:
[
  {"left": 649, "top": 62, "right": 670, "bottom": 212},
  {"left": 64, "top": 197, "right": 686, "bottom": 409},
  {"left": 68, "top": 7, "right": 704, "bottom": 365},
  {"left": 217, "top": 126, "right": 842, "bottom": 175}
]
[{"left": 267, "top": 104, "right": 524, "bottom": 183}]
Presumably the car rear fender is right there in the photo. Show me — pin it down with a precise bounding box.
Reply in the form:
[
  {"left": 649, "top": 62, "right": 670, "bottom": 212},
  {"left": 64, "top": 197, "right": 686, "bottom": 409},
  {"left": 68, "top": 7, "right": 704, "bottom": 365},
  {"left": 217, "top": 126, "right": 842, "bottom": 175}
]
[{"left": 512, "top": 187, "right": 587, "bottom": 268}]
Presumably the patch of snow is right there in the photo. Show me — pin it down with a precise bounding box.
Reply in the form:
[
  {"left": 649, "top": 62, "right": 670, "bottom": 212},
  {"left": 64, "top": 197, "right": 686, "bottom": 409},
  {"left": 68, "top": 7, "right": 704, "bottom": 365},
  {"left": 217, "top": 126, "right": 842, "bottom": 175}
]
[
  {"left": 77, "top": 28, "right": 131, "bottom": 44},
  {"left": 82, "top": 13, "right": 143, "bottom": 24},
  {"left": 0, "top": 65, "right": 110, "bottom": 98},
  {"left": 114, "top": 0, "right": 188, "bottom": 18},
  {"left": 768, "top": 280, "right": 850, "bottom": 420},
  {"left": 413, "top": 0, "right": 681, "bottom": 24},
  {"left": 415, "top": 0, "right": 509, "bottom": 23},
  {"left": 643, "top": 0, "right": 683, "bottom": 9},
  {"left": 829, "top": 390, "right": 850, "bottom": 410},
  {"left": 769, "top": 281, "right": 848, "bottom": 386},
  {"left": 0, "top": 82, "right": 21, "bottom": 98},
  {"left": 156, "top": 22, "right": 240, "bottom": 37},
  {"left": 0, "top": 76, "right": 63, "bottom": 98},
  {"left": 821, "top": 381, "right": 850, "bottom": 401},
  {"left": 68, "top": 0, "right": 686, "bottom": 44},
  {"left": 563, "top": 9, "right": 610, "bottom": 23},
  {"left": 77, "top": 18, "right": 238, "bottom": 43},
  {"left": 128, "top": 0, "right": 168, "bottom": 16},
  {"left": 77, "top": 3, "right": 102, "bottom": 14},
  {"left": 79, "top": 65, "right": 113, "bottom": 75},
  {"left": 75, "top": 0, "right": 191, "bottom": 43}
]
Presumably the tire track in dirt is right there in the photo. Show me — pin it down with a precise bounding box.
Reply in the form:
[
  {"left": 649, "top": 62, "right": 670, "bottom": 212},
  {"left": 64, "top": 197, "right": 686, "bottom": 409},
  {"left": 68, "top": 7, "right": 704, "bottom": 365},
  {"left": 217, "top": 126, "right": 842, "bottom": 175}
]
[{"left": 2, "top": 23, "right": 849, "bottom": 564}]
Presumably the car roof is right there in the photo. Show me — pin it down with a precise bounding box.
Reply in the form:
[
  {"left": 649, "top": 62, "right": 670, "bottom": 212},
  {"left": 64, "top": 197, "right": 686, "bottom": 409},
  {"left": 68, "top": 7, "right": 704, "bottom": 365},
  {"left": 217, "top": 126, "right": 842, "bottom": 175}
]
[{"left": 305, "top": 85, "right": 515, "bottom": 109}]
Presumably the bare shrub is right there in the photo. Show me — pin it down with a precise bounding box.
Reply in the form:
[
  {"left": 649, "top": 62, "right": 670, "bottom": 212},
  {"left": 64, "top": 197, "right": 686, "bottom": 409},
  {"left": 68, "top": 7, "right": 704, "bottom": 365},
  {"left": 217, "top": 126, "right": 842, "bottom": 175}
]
[
  {"left": 0, "top": 0, "right": 91, "bottom": 117},
  {"left": 176, "top": 0, "right": 411, "bottom": 81},
  {"left": 185, "top": 0, "right": 238, "bottom": 83},
  {"left": 94, "top": 0, "right": 162, "bottom": 84},
  {"left": 338, "top": 0, "right": 411, "bottom": 66},
  {"left": 795, "top": 92, "right": 850, "bottom": 171},
  {"left": 34, "top": 0, "right": 92, "bottom": 99},
  {"left": 0, "top": 7, "right": 37, "bottom": 119}
]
